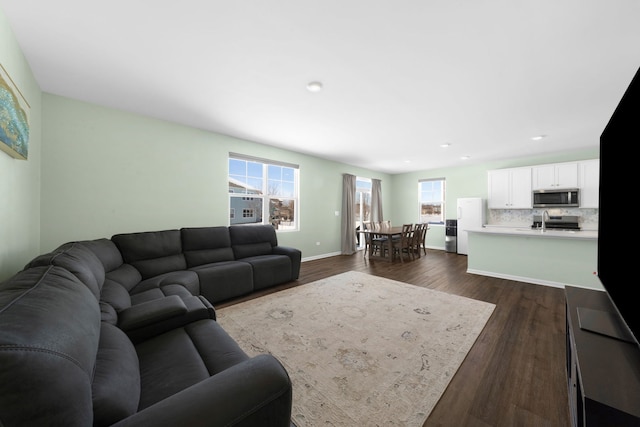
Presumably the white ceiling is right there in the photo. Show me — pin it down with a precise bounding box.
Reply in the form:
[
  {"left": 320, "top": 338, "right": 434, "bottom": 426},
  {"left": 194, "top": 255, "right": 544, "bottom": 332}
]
[{"left": 1, "top": 1, "right": 639, "bottom": 174}]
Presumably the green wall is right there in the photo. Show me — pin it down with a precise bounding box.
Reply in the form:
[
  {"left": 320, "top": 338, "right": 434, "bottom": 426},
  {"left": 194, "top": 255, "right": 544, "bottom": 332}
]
[
  {"left": 0, "top": 9, "right": 42, "bottom": 281},
  {"left": 40, "top": 94, "right": 391, "bottom": 257}
]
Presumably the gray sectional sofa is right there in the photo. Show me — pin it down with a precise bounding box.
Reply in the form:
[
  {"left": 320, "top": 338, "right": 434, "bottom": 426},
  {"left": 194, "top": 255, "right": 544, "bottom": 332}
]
[{"left": 0, "top": 224, "right": 301, "bottom": 426}]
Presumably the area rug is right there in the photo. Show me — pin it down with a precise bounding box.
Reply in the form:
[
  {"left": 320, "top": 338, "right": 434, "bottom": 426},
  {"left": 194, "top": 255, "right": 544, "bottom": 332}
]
[{"left": 217, "top": 271, "right": 496, "bottom": 426}]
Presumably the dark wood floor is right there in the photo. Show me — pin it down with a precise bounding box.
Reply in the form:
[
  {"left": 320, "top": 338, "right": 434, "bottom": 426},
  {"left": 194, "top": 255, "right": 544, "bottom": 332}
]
[{"left": 218, "top": 248, "right": 571, "bottom": 427}]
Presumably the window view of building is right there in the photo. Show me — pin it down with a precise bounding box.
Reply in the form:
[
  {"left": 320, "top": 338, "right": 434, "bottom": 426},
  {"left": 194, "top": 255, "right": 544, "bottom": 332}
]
[
  {"left": 419, "top": 178, "right": 445, "bottom": 224},
  {"left": 228, "top": 154, "right": 299, "bottom": 230}
]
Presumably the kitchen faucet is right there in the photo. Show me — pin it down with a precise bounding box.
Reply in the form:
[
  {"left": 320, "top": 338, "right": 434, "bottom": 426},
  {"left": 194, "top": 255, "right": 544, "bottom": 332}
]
[{"left": 542, "top": 210, "right": 550, "bottom": 232}]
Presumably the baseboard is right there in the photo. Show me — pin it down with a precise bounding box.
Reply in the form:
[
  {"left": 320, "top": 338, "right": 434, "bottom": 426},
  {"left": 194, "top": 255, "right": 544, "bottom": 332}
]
[
  {"left": 466, "top": 268, "right": 566, "bottom": 289},
  {"left": 302, "top": 251, "right": 342, "bottom": 262},
  {"left": 303, "top": 246, "right": 445, "bottom": 263}
]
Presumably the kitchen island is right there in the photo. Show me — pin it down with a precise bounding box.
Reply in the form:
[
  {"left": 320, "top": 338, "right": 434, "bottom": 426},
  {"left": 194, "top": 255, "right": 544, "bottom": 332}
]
[{"left": 465, "top": 225, "right": 601, "bottom": 290}]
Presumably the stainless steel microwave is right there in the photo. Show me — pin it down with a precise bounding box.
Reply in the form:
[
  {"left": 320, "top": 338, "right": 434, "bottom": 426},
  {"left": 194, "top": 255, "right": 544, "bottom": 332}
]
[{"left": 532, "top": 188, "right": 580, "bottom": 208}]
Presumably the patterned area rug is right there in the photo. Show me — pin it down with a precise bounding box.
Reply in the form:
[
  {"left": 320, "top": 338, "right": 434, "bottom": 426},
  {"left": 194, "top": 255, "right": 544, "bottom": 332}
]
[{"left": 217, "top": 271, "right": 495, "bottom": 426}]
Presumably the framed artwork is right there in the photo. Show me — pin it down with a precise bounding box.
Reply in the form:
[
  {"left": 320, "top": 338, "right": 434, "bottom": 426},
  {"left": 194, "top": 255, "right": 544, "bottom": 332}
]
[{"left": 0, "top": 63, "right": 30, "bottom": 160}]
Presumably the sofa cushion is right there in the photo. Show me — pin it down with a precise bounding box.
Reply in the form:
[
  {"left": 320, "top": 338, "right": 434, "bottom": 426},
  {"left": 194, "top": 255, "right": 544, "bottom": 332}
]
[
  {"left": 105, "top": 264, "right": 143, "bottom": 293},
  {"left": 101, "top": 279, "right": 134, "bottom": 312},
  {"left": 0, "top": 266, "right": 100, "bottom": 427},
  {"left": 239, "top": 255, "right": 293, "bottom": 290},
  {"left": 100, "top": 300, "right": 119, "bottom": 325},
  {"left": 131, "top": 270, "right": 200, "bottom": 296},
  {"left": 129, "top": 283, "right": 195, "bottom": 305},
  {"left": 135, "top": 319, "right": 249, "bottom": 410},
  {"left": 112, "top": 230, "right": 187, "bottom": 279},
  {"left": 92, "top": 322, "right": 140, "bottom": 427},
  {"left": 191, "top": 261, "right": 254, "bottom": 303},
  {"left": 24, "top": 242, "right": 106, "bottom": 300},
  {"left": 78, "top": 238, "right": 125, "bottom": 273},
  {"left": 181, "top": 226, "right": 235, "bottom": 267},
  {"left": 229, "top": 225, "right": 278, "bottom": 259},
  {"left": 229, "top": 224, "right": 278, "bottom": 246},
  {"left": 233, "top": 241, "right": 274, "bottom": 259}
]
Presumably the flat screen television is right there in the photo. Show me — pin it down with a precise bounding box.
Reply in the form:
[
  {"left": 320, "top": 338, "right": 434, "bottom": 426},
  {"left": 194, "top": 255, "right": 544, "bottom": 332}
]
[{"left": 579, "top": 66, "right": 640, "bottom": 344}]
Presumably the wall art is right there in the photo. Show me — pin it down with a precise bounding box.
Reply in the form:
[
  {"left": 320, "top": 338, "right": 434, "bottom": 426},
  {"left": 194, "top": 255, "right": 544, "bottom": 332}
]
[{"left": 0, "top": 63, "right": 30, "bottom": 160}]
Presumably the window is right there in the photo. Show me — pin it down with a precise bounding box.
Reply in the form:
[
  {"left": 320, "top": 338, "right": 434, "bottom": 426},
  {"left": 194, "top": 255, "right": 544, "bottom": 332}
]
[
  {"left": 419, "top": 179, "right": 445, "bottom": 224},
  {"left": 354, "top": 178, "right": 372, "bottom": 248},
  {"left": 228, "top": 153, "right": 299, "bottom": 231}
]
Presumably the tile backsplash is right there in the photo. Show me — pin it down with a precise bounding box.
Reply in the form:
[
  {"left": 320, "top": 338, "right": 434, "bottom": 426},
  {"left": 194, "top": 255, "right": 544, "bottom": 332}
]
[{"left": 488, "top": 208, "right": 598, "bottom": 230}]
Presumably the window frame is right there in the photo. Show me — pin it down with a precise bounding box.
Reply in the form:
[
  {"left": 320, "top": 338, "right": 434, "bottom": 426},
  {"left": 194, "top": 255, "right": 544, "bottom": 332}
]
[
  {"left": 418, "top": 178, "right": 445, "bottom": 225},
  {"left": 228, "top": 153, "right": 299, "bottom": 232}
]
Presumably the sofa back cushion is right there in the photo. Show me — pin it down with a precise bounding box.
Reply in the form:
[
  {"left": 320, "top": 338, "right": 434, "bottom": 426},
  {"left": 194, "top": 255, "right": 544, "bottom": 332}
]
[
  {"left": 92, "top": 322, "right": 141, "bottom": 427},
  {"left": 100, "top": 279, "right": 134, "bottom": 312},
  {"left": 105, "top": 264, "right": 143, "bottom": 292},
  {"left": 181, "top": 226, "right": 235, "bottom": 267},
  {"left": 229, "top": 225, "right": 278, "bottom": 259},
  {"left": 0, "top": 266, "right": 101, "bottom": 426},
  {"left": 112, "top": 230, "right": 187, "bottom": 279},
  {"left": 24, "top": 242, "right": 106, "bottom": 301},
  {"left": 78, "top": 238, "right": 125, "bottom": 273},
  {"left": 79, "top": 239, "right": 143, "bottom": 292}
]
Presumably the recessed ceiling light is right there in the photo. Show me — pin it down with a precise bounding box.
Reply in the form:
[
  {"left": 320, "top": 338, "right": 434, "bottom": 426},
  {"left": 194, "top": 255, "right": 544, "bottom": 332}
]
[
  {"left": 460, "top": 156, "right": 471, "bottom": 160},
  {"left": 306, "top": 81, "right": 323, "bottom": 92},
  {"left": 531, "top": 135, "right": 547, "bottom": 141},
  {"left": 440, "top": 143, "right": 451, "bottom": 148}
]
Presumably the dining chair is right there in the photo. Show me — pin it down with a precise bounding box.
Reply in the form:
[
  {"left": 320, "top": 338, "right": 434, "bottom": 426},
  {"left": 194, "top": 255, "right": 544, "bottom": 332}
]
[
  {"left": 370, "top": 222, "right": 389, "bottom": 257},
  {"left": 420, "top": 224, "right": 430, "bottom": 256},
  {"left": 362, "top": 222, "right": 374, "bottom": 258},
  {"left": 412, "top": 223, "right": 427, "bottom": 257},
  {"left": 362, "top": 222, "right": 384, "bottom": 258},
  {"left": 391, "top": 223, "right": 414, "bottom": 263}
]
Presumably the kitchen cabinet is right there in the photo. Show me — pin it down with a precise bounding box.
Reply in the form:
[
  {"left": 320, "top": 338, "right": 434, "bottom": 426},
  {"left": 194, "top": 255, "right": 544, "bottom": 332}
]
[
  {"left": 579, "top": 159, "right": 599, "bottom": 208},
  {"left": 532, "top": 162, "right": 578, "bottom": 189},
  {"left": 467, "top": 228, "right": 599, "bottom": 289},
  {"left": 487, "top": 167, "right": 532, "bottom": 209}
]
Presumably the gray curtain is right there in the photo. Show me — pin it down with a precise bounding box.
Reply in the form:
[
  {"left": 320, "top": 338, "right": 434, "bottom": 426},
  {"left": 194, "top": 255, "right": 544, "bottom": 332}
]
[
  {"left": 371, "top": 178, "right": 383, "bottom": 223},
  {"left": 341, "top": 174, "right": 356, "bottom": 255}
]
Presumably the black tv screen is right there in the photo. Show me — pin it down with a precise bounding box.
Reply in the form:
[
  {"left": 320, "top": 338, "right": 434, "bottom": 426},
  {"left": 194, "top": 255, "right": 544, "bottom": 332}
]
[{"left": 597, "top": 66, "right": 640, "bottom": 344}]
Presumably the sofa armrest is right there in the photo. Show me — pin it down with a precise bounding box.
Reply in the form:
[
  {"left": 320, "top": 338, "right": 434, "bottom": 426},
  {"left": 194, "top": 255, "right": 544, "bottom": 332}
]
[
  {"left": 272, "top": 246, "right": 301, "bottom": 280},
  {"left": 111, "top": 354, "right": 292, "bottom": 427},
  {"left": 118, "top": 295, "right": 187, "bottom": 330},
  {"left": 120, "top": 296, "right": 216, "bottom": 343}
]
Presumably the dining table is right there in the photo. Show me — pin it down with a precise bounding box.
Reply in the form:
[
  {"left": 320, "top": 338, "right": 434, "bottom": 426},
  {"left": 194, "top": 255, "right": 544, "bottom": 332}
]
[{"left": 360, "top": 226, "right": 403, "bottom": 262}]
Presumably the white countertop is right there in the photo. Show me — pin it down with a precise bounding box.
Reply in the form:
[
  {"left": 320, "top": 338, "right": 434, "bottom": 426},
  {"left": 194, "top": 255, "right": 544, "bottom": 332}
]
[{"left": 467, "top": 225, "right": 598, "bottom": 240}]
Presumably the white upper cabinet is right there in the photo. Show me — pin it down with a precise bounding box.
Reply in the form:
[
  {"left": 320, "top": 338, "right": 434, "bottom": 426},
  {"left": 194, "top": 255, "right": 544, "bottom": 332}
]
[
  {"left": 579, "top": 159, "right": 600, "bottom": 208},
  {"left": 532, "top": 162, "right": 579, "bottom": 189},
  {"left": 488, "top": 167, "right": 532, "bottom": 209}
]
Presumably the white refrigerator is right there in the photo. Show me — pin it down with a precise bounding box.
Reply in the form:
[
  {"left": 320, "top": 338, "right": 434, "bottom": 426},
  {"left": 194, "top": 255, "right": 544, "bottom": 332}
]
[{"left": 456, "top": 198, "right": 486, "bottom": 255}]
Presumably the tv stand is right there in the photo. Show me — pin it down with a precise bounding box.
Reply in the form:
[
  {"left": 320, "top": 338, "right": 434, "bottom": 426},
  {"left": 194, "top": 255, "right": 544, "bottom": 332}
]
[
  {"left": 565, "top": 286, "right": 640, "bottom": 426},
  {"left": 577, "top": 306, "right": 636, "bottom": 343}
]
